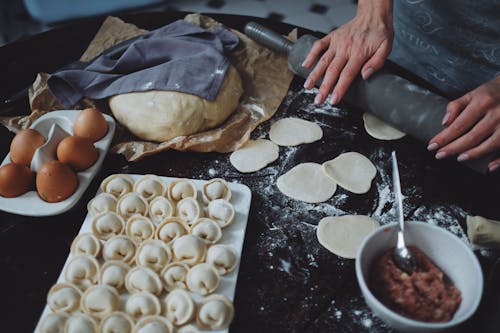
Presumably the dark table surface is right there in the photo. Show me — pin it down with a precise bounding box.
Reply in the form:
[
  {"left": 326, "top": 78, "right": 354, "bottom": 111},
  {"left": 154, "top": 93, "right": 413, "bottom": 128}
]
[{"left": 1, "top": 10, "right": 499, "bottom": 333}]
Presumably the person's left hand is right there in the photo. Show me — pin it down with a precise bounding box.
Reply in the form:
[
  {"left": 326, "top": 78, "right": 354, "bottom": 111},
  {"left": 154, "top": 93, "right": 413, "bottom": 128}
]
[{"left": 428, "top": 76, "right": 500, "bottom": 172}]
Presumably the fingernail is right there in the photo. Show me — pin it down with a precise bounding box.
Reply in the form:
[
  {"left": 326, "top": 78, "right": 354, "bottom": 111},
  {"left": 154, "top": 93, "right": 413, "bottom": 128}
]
[
  {"left": 490, "top": 164, "right": 500, "bottom": 172},
  {"left": 314, "top": 93, "right": 323, "bottom": 105},
  {"left": 427, "top": 143, "right": 439, "bottom": 151},
  {"left": 304, "top": 78, "right": 312, "bottom": 89},
  {"left": 435, "top": 151, "right": 447, "bottom": 160},
  {"left": 441, "top": 112, "right": 450, "bottom": 125},
  {"left": 330, "top": 93, "right": 338, "bottom": 105},
  {"left": 301, "top": 59, "right": 308, "bottom": 67},
  {"left": 362, "top": 68, "right": 374, "bottom": 80},
  {"left": 457, "top": 153, "right": 469, "bottom": 162}
]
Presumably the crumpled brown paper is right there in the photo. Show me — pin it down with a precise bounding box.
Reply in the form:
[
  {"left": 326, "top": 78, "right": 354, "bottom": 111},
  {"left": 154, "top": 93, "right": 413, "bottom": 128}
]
[{"left": 1, "top": 14, "right": 295, "bottom": 161}]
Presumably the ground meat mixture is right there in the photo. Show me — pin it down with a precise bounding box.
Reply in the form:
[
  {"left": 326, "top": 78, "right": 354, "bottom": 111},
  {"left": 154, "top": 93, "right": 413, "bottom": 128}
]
[{"left": 369, "top": 246, "right": 462, "bottom": 322}]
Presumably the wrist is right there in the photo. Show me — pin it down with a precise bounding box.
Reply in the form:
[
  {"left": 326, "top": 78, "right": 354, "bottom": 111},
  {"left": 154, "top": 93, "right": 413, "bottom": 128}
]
[{"left": 357, "top": 0, "right": 393, "bottom": 25}]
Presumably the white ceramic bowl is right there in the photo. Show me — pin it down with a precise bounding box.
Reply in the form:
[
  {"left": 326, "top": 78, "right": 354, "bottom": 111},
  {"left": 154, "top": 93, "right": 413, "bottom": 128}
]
[{"left": 355, "top": 222, "right": 483, "bottom": 333}]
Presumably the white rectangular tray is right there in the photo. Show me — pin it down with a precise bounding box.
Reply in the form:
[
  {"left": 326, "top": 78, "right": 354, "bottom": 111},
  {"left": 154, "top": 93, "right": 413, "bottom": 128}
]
[{"left": 35, "top": 174, "right": 252, "bottom": 333}]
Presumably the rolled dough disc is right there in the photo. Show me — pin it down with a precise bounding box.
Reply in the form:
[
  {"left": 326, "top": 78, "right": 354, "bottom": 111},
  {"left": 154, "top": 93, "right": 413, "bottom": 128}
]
[
  {"left": 316, "top": 215, "right": 380, "bottom": 259},
  {"left": 322, "top": 152, "right": 376, "bottom": 194},
  {"left": 229, "top": 139, "right": 279, "bottom": 173},
  {"left": 109, "top": 65, "right": 243, "bottom": 142},
  {"left": 269, "top": 117, "right": 323, "bottom": 146},
  {"left": 363, "top": 112, "right": 406, "bottom": 140},
  {"left": 276, "top": 163, "right": 337, "bottom": 203}
]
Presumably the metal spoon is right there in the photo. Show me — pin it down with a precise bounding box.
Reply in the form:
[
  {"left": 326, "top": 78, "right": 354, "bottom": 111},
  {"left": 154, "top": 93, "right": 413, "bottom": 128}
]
[{"left": 391, "top": 151, "right": 417, "bottom": 274}]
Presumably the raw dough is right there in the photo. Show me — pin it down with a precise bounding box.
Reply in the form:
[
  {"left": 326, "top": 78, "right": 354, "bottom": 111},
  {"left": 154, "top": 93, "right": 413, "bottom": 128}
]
[
  {"left": 109, "top": 66, "right": 243, "bottom": 142},
  {"left": 322, "top": 152, "right": 377, "bottom": 194},
  {"left": 316, "top": 215, "right": 380, "bottom": 259},
  {"left": 277, "top": 163, "right": 337, "bottom": 203},
  {"left": 269, "top": 117, "right": 323, "bottom": 146},
  {"left": 363, "top": 112, "right": 406, "bottom": 140},
  {"left": 466, "top": 215, "right": 500, "bottom": 247},
  {"left": 229, "top": 139, "right": 279, "bottom": 173}
]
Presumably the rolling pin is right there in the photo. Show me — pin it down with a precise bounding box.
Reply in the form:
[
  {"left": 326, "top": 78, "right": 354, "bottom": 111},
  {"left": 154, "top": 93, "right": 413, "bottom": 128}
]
[{"left": 244, "top": 22, "right": 497, "bottom": 174}]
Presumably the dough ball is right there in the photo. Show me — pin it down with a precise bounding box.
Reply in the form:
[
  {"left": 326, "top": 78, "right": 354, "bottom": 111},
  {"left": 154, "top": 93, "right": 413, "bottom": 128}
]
[
  {"left": 269, "top": 117, "right": 323, "bottom": 146},
  {"left": 363, "top": 112, "right": 406, "bottom": 140},
  {"left": 316, "top": 215, "right": 380, "bottom": 259},
  {"left": 277, "top": 163, "right": 337, "bottom": 203},
  {"left": 322, "top": 152, "right": 376, "bottom": 194},
  {"left": 109, "top": 66, "right": 243, "bottom": 142},
  {"left": 230, "top": 139, "right": 279, "bottom": 173}
]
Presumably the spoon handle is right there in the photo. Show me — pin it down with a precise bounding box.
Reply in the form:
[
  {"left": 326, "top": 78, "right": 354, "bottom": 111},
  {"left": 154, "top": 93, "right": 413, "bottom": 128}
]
[{"left": 391, "top": 151, "right": 405, "bottom": 232}]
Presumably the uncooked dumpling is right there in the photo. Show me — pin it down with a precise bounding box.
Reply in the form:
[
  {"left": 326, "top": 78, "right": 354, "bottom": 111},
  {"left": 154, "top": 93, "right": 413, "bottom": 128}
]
[
  {"left": 100, "top": 312, "right": 134, "bottom": 333},
  {"left": 116, "top": 192, "right": 148, "bottom": 219},
  {"left": 126, "top": 215, "right": 155, "bottom": 243},
  {"left": 172, "top": 234, "right": 207, "bottom": 266},
  {"left": 202, "top": 178, "right": 231, "bottom": 203},
  {"left": 38, "top": 313, "right": 69, "bottom": 333},
  {"left": 91, "top": 211, "right": 125, "bottom": 240},
  {"left": 135, "top": 240, "right": 172, "bottom": 272},
  {"left": 80, "top": 285, "right": 120, "bottom": 319},
  {"left": 206, "top": 244, "right": 238, "bottom": 275},
  {"left": 64, "top": 313, "right": 99, "bottom": 333},
  {"left": 133, "top": 174, "right": 167, "bottom": 202},
  {"left": 207, "top": 199, "right": 235, "bottom": 228},
  {"left": 125, "top": 291, "right": 161, "bottom": 319},
  {"left": 316, "top": 215, "right": 380, "bottom": 259},
  {"left": 125, "top": 266, "right": 163, "bottom": 296},
  {"left": 47, "top": 283, "right": 82, "bottom": 313},
  {"left": 269, "top": 117, "right": 323, "bottom": 146},
  {"left": 100, "top": 260, "right": 131, "bottom": 291},
  {"left": 322, "top": 152, "right": 377, "bottom": 194},
  {"left": 363, "top": 112, "right": 406, "bottom": 140},
  {"left": 191, "top": 218, "right": 222, "bottom": 244},
  {"left": 70, "top": 233, "right": 101, "bottom": 258},
  {"left": 196, "top": 294, "right": 234, "bottom": 330},
  {"left": 102, "top": 235, "right": 137, "bottom": 264},
  {"left": 176, "top": 197, "right": 203, "bottom": 227},
  {"left": 64, "top": 255, "right": 99, "bottom": 290},
  {"left": 149, "top": 197, "right": 175, "bottom": 225},
  {"left": 155, "top": 217, "right": 189, "bottom": 244},
  {"left": 109, "top": 65, "right": 243, "bottom": 142},
  {"left": 163, "top": 289, "right": 195, "bottom": 326},
  {"left": 186, "top": 263, "right": 220, "bottom": 295},
  {"left": 133, "top": 316, "right": 174, "bottom": 333},
  {"left": 277, "top": 163, "right": 337, "bottom": 203},
  {"left": 229, "top": 139, "right": 279, "bottom": 173},
  {"left": 101, "top": 174, "right": 134, "bottom": 198},
  {"left": 168, "top": 179, "right": 198, "bottom": 203},
  {"left": 87, "top": 193, "right": 117, "bottom": 216},
  {"left": 160, "top": 262, "right": 190, "bottom": 291}
]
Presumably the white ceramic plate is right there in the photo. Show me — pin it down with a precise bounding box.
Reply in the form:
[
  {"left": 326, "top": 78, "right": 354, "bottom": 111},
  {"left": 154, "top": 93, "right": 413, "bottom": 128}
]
[
  {"left": 0, "top": 110, "right": 116, "bottom": 216},
  {"left": 35, "top": 174, "right": 252, "bottom": 333}
]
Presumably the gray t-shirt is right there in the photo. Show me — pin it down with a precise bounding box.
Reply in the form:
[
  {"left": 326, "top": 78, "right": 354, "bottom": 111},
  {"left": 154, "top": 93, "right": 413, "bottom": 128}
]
[{"left": 389, "top": 0, "right": 500, "bottom": 98}]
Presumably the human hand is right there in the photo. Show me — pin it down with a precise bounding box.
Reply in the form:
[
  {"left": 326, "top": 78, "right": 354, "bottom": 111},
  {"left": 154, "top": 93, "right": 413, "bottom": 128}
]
[
  {"left": 428, "top": 76, "right": 500, "bottom": 172},
  {"left": 302, "top": 0, "right": 394, "bottom": 105}
]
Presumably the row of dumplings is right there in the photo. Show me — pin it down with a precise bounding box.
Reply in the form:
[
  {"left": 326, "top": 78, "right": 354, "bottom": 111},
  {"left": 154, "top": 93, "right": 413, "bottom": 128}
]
[{"left": 40, "top": 287, "right": 233, "bottom": 333}]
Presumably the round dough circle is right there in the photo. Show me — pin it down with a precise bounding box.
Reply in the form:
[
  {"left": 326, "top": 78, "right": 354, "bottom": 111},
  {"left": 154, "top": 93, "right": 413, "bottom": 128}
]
[
  {"left": 322, "top": 152, "right": 376, "bottom": 194},
  {"left": 109, "top": 66, "right": 243, "bottom": 142},
  {"left": 316, "top": 215, "right": 380, "bottom": 259},
  {"left": 363, "top": 112, "right": 406, "bottom": 140},
  {"left": 230, "top": 139, "right": 279, "bottom": 173},
  {"left": 269, "top": 117, "right": 323, "bottom": 146},
  {"left": 277, "top": 163, "right": 337, "bottom": 203}
]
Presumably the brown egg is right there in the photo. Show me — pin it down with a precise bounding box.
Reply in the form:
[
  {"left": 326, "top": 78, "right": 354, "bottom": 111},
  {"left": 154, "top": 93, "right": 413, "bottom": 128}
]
[
  {"left": 10, "top": 128, "right": 46, "bottom": 166},
  {"left": 36, "top": 161, "right": 78, "bottom": 202},
  {"left": 57, "top": 136, "right": 99, "bottom": 171},
  {"left": 0, "top": 163, "right": 34, "bottom": 198},
  {"left": 73, "top": 108, "right": 108, "bottom": 142}
]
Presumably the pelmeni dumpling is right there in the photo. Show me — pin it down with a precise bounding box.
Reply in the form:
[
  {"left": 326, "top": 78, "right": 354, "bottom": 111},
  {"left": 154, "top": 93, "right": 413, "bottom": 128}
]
[
  {"left": 208, "top": 199, "right": 235, "bottom": 228},
  {"left": 47, "top": 283, "right": 82, "bottom": 313},
  {"left": 65, "top": 313, "right": 99, "bottom": 333},
  {"left": 70, "top": 233, "right": 101, "bottom": 258},
  {"left": 64, "top": 255, "right": 99, "bottom": 290},
  {"left": 38, "top": 312, "right": 69, "bottom": 333},
  {"left": 149, "top": 196, "right": 175, "bottom": 225},
  {"left": 100, "top": 312, "right": 134, "bottom": 333},
  {"left": 133, "top": 316, "right": 174, "bottom": 333},
  {"left": 155, "top": 217, "right": 189, "bottom": 245},
  {"left": 126, "top": 266, "right": 163, "bottom": 296},
  {"left": 117, "top": 192, "right": 148, "bottom": 220},
  {"left": 126, "top": 291, "right": 161, "bottom": 320},
  {"left": 100, "top": 260, "right": 131, "bottom": 291},
  {"left": 80, "top": 285, "right": 120, "bottom": 319},
  {"left": 168, "top": 179, "right": 197, "bottom": 203},
  {"left": 134, "top": 174, "right": 167, "bottom": 202},
  {"left": 206, "top": 244, "right": 238, "bottom": 275},
  {"left": 202, "top": 178, "right": 231, "bottom": 203},
  {"left": 135, "top": 239, "right": 171, "bottom": 272},
  {"left": 160, "top": 262, "right": 189, "bottom": 292},
  {"left": 196, "top": 294, "right": 234, "bottom": 330},
  {"left": 176, "top": 197, "right": 203, "bottom": 227},
  {"left": 164, "top": 289, "right": 195, "bottom": 326},
  {"left": 91, "top": 211, "right": 125, "bottom": 240},
  {"left": 171, "top": 235, "right": 207, "bottom": 266},
  {"left": 102, "top": 235, "right": 137, "bottom": 264},
  {"left": 87, "top": 193, "right": 117, "bottom": 216},
  {"left": 126, "top": 215, "right": 155, "bottom": 243},
  {"left": 177, "top": 325, "right": 200, "bottom": 333},
  {"left": 190, "top": 218, "right": 222, "bottom": 244},
  {"left": 101, "top": 174, "right": 134, "bottom": 198},
  {"left": 186, "top": 263, "right": 220, "bottom": 295}
]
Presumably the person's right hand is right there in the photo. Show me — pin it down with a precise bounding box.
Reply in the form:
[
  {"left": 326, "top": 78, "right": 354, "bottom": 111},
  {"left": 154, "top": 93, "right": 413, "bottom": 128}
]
[{"left": 302, "top": 0, "right": 394, "bottom": 105}]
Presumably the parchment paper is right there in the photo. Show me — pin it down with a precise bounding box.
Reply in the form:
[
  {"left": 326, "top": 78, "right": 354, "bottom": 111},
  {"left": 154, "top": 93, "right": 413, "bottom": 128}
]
[{"left": 1, "top": 14, "right": 295, "bottom": 161}]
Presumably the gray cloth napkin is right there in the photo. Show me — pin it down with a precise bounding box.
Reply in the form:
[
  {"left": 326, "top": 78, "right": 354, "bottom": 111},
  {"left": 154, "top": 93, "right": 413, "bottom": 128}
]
[{"left": 48, "top": 19, "right": 240, "bottom": 108}]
